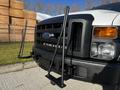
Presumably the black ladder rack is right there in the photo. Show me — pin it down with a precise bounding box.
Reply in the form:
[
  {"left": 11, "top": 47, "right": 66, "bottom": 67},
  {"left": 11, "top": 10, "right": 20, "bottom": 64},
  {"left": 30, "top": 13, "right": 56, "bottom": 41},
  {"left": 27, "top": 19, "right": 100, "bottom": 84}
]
[
  {"left": 18, "top": 20, "right": 32, "bottom": 59},
  {"left": 46, "top": 6, "right": 70, "bottom": 88}
]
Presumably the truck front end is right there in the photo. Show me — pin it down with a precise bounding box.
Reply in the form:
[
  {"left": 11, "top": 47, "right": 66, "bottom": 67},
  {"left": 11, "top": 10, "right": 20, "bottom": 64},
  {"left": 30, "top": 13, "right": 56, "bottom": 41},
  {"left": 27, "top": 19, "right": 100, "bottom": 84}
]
[{"left": 33, "top": 8, "right": 120, "bottom": 90}]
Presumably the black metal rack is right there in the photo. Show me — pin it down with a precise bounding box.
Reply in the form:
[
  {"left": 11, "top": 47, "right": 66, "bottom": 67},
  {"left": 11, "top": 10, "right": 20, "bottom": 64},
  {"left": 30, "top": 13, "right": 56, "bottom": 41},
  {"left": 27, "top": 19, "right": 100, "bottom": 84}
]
[
  {"left": 46, "top": 6, "right": 70, "bottom": 88},
  {"left": 18, "top": 20, "right": 32, "bottom": 59}
]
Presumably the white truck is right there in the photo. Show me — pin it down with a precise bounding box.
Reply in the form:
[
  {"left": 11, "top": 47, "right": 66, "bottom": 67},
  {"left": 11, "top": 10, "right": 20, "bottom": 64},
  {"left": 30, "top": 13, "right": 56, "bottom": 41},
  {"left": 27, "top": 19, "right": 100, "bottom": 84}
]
[{"left": 32, "top": 2, "right": 120, "bottom": 90}]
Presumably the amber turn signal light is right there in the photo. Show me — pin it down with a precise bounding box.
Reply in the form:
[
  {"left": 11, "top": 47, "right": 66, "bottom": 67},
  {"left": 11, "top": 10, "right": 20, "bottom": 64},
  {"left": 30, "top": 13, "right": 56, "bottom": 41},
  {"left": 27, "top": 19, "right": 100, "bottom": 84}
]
[{"left": 94, "top": 27, "right": 118, "bottom": 39}]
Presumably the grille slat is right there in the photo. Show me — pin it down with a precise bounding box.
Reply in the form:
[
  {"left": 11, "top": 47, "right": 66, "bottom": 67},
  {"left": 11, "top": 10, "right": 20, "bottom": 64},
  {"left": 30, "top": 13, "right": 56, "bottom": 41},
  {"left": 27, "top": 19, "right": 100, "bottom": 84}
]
[{"left": 36, "top": 23, "right": 68, "bottom": 53}]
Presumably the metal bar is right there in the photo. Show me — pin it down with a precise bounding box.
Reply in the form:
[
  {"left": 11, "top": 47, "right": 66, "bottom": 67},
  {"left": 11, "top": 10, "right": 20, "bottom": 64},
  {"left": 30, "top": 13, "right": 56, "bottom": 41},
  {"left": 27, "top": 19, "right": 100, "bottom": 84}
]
[
  {"left": 47, "top": 23, "right": 63, "bottom": 75},
  {"left": 20, "top": 23, "right": 26, "bottom": 56},
  {"left": 18, "top": 27, "right": 24, "bottom": 57},
  {"left": 46, "top": 6, "right": 70, "bottom": 88},
  {"left": 20, "top": 24, "right": 27, "bottom": 56},
  {"left": 61, "top": 6, "right": 70, "bottom": 87},
  {"left": 47, "top": 7, "right": 70, "bottom": 76},
  {"left": 18, "top": 20, "right": 30, "bottom": 58}
]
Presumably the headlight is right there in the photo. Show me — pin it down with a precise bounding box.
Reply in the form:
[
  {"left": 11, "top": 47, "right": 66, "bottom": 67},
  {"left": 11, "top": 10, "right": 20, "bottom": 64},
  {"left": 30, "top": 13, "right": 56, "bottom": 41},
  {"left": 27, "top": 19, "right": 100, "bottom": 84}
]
[
  {"left": 91, "top": 43, "right": 98, "bottom": 56},
  {"left": 91, "top": 42, "right": 115, "bottom": 60},
  {"left": 98, "top": 43, "right": 115, "bottom": 59}
]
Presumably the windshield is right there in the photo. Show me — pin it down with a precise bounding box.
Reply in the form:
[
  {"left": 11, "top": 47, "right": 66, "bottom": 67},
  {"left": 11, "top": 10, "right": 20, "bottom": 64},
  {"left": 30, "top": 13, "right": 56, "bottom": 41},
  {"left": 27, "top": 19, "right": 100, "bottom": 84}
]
[{"left": 92, "top": 2, "right": 120, "bottom": 12}]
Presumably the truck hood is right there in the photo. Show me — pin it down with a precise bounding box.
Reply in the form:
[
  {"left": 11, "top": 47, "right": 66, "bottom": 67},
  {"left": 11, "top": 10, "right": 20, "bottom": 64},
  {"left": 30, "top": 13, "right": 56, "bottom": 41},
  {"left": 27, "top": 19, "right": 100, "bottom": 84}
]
[{"left": 53, "top": 9, "right": 120, "bottom": 26}]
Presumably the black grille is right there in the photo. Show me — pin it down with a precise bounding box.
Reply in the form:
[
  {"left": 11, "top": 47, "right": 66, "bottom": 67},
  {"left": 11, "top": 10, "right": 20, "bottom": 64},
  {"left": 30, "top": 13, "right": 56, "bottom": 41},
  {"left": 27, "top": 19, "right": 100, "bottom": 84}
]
[
  {"left": 71, "top": 22, "right": 82, "bottom": 52},
  {"left": 35, "top": 14, "right": 94, "bottom": 58},
  {"left": 36, "top": 23, "right": 68, "bottom": 53},
  {"left": 69, "top": 22, "right": 83, "bottom": 53}
]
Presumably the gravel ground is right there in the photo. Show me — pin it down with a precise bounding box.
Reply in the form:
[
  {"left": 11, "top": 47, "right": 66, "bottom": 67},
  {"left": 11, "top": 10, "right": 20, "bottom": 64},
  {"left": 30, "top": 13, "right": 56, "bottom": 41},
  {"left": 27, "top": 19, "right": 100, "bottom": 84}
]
[{"left": 0, "top": 67, "right": 103, "bottom": 90}]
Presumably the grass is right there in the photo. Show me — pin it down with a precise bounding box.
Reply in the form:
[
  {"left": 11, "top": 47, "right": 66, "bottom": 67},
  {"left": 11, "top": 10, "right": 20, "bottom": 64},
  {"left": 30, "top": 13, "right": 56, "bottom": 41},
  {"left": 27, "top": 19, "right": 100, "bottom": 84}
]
[{"left": 0, "top": 42, "right": 33, "bottom": 66}]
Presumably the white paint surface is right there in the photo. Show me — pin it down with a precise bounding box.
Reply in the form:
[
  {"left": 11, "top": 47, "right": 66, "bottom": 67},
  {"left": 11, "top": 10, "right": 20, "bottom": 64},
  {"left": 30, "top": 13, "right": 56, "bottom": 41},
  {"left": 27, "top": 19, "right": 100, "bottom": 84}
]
[
  {"left": 36, "top": 12, "right": 51, "bottom": 22},
  {"left": 50, "top": 9, "right": 120, "bottom": 26}
]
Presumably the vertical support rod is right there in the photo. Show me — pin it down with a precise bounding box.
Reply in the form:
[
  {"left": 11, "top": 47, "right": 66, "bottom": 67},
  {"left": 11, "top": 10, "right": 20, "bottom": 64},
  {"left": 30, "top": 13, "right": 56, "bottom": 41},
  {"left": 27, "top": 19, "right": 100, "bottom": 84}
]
[{"left": 61, "top": 6, "right": 70, "bottom": 87}]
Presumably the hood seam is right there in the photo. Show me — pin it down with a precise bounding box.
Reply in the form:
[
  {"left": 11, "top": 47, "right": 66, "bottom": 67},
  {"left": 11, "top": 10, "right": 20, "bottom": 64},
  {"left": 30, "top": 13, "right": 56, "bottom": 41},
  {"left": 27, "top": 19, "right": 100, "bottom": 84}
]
[{"left": 112, "top": 14, "right": 119, "bottom": 26}]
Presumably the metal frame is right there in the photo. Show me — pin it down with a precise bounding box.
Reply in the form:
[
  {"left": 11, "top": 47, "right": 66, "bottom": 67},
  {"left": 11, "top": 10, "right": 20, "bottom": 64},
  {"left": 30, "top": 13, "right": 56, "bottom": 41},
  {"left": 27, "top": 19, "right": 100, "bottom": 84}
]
[
  {"left": 67, "top": 19, "right": 91, "bottom": 58},
  {"left": 18, "top": 20, "right": 32, "bottom": 59},
  {"left": 46, "top": 6, "right": 70, "bottom": 88}
]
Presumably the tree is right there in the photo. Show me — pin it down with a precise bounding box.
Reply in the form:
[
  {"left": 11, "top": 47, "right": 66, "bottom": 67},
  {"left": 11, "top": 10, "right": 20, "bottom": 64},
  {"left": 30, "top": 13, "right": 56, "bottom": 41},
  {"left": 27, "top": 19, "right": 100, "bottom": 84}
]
[
  {"left": 24, "top": 1, "right": 81, "bottom": 15},
  {"left": 85, "top": 0, "right": 94, "bottom": 9},
  {"left": 35, "top": 3, "right": 45, "bottom": 12},
  {"left": 101, "top": 0, "right": 111, "bottom": 5},
  {"left": 56, "top": 4, "right": 65, "bottom": 14},
  {"left": 111, "top": 0, "right": 120, "bottom": 3},
  {"left": 70, "top": 3, "right": 81, "bottom": 12},
  {"left": 24, "top": 1, "right": 33, "bottom": 10}
]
